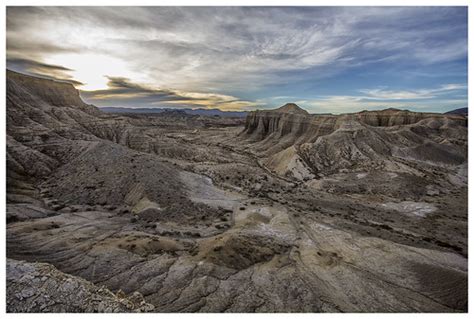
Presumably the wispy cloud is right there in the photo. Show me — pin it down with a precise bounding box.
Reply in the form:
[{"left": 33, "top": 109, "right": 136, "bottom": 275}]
[
  {"left": 6, "top": 57, "right": 84, "bottom": 86},
  {"left": 303, "top": 83, "right": 467, "bottom": 114},
  {"left": 7, "top": 7, "right": 467, "bottom": 89},
  {"left": 6, "top": 7, "right": 467, "bottom": 112},
  {"left": 359, "top": 83, "right": 467, "bottom": 100},
  {"left": 304, "top": 96, "right": 467, "bottom": 114},
  {"left": 80, "top": 76, "right": 258, "bottom": 111}
]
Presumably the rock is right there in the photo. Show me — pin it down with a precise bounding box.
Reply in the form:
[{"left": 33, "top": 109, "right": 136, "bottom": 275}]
[
  {"left": 241, "top": 104, "right": 466, "bottom": 178},
  {"left": 6, "top": 259, "right": 154, "bottom": 313},
  {"left": 5, "top": 70, "right": 467, "bottom": 313},
  {"left": 60, "top": 207, "right": 72, "bottom": 213}
]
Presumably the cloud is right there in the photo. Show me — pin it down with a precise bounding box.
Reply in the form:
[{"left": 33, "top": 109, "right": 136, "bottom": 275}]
[
  {"left": 6, "top": 57, "right": 84, "bottom": 86},
  {"left": 303, "top": 83, "right": 467, "bottom": 114},
  {"left": 7, "top": 57, "right": 72, "bottom": 72},
  {"left": 6, "top": 7, "right": 467, "bottom": 112},
  {"left": 6, "top": 7, "right": 467, "bottom": 91},
  {"left": 303, "top": 96, "right": 467, "bottom": 114},
  {"left": 80, "top": 76, "right": 259, "bottom": 111},
  {"left": 359, "top": 84, "right": 467, "bottom": 100},
  {"left": 439, "top": 84, "right": 467, "bottom": 91}
]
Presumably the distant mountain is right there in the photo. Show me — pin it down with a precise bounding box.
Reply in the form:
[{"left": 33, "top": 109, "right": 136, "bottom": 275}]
[
  {"left": 445, "top": 107, "right": 468, "bottom": 115},
  {"left": 100, "top": 107, "right": 247, "bottom": 118}
]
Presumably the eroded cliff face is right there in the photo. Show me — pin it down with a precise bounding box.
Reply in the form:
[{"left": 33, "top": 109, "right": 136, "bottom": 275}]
[
  {"left": 240, "top": 103, "right": 467, "bottom": 180},
  {"left": 242, "top": 110, "right": 339, "bottom": 157},
  {"left": 244, "top": 111, "right": 336, "bottom": 141},
  {"left": 7, "top": 70, "right": 99, "bottom": 113},
  {"left": 7, "top": 70, "right": 103, "bottom": 205},
  {"left": 355, "top": 108, "right": 441, "bottom": 126},
  {"left": 243, "top": 105, "right": 466, "bottom": 142},
  {"left": 6, "top": 70, "right": 229, "bottom": 223}
]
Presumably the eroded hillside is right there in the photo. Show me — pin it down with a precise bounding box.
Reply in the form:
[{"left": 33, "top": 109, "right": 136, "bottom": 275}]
[{"left": 6, "top": 71, "right": 468, "bottom": 313}]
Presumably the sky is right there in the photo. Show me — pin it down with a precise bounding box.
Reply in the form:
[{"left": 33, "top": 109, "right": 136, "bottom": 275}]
[{"left": 6, "top": 6, "right": 468, "bottom": 113}]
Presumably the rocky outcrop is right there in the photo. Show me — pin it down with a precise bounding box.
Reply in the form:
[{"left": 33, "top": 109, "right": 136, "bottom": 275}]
[
  {"left": 7, "top": 70, "right": 99, "bottom": 112},
  {"left": 445, "top": 107, "right": 468, "bottom": 115},
  {"left": 242, "top": 105, "right": 466, "bottom": 144},
  {"left": 7, "top": 258, "right": 154, "bottom": 312},
  {"left": 6, "top": 70, "right": 221, "bottom": 218},
  {"left": 355, "top": 108, "right": 462, "bottom": 126},
  {"left": 7, "top": 207, "right": 467, "bottom": 312},
  {"left": 240, "top": 104, "right": 467, "bottom": 179},
  {"left": 242, "top": 110, "right": 338, "bottom": 156},
  {"left": 6, "top": 72, "right": 468, "bottom": 313},
  {"left": 273, "top": 102, "right": 310, "bottom": 115}
]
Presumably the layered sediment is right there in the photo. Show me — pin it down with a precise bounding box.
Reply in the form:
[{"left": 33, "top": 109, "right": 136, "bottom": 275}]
[
  {"left": 240, "top": 103, "right": 467, "bottom": 178},
  {"left": 6, "top": 73, "right": 468, "bottom": 313}
]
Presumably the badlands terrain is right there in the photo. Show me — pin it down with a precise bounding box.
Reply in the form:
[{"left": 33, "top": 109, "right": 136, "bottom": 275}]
[{"left": 6, "top": 70, "right": 468, "bottom": 312}]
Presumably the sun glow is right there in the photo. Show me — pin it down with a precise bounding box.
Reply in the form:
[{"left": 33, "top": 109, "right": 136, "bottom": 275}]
[{"left": 45, "top": 53, "right": 142, "bottom": 91}]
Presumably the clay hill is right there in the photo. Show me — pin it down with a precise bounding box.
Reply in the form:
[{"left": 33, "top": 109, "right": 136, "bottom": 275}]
[
  {"left": 6, "top": 70, "right": 468, "bottom": 313},
  {"left": 240, "top": 103, "right": 466, "bottom": 178}
]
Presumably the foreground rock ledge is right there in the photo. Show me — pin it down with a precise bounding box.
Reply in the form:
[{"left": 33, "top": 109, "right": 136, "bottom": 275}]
[{"left": 6, "top": 258, "right": 154, "bottom": 313}]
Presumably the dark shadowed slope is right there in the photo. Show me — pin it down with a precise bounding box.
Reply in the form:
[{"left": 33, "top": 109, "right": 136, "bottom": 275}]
[{"left": 445, "top": 107, "right": 467, "bottom": 116}]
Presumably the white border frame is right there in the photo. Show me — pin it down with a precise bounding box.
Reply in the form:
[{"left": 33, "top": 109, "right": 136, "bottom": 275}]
[{"left": 1, "top": 1, "right": 471, "bottom": 318}]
